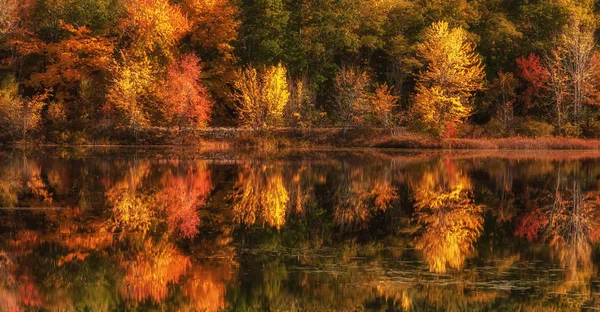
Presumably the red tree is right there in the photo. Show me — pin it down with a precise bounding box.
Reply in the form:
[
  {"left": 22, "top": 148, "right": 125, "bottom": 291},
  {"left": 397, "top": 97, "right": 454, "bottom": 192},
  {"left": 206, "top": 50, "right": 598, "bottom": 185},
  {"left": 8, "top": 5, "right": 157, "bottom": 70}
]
[
  {"left": 515, "top": 54, "right": 550, "bottom": 113},
  {"left": 161, "top": 54, "right": 212, "bottom": 128}
]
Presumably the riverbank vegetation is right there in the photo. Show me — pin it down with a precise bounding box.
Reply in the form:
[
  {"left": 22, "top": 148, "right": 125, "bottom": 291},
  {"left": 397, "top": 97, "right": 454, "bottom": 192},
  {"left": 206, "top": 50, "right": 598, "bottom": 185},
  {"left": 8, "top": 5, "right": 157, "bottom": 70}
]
[{"left": 3, "top": 0, "right": 600, "bottom": 147}]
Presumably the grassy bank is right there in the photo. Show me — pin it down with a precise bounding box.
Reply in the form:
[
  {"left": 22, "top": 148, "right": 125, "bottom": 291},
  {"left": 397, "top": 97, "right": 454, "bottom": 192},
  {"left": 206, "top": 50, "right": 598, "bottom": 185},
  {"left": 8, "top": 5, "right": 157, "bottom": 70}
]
[
  {"left": 10, "top": 127, "right": 600, "bottom": 150},
  {"left": 228, "top": 128, "right": 600, "bottom": 150}
]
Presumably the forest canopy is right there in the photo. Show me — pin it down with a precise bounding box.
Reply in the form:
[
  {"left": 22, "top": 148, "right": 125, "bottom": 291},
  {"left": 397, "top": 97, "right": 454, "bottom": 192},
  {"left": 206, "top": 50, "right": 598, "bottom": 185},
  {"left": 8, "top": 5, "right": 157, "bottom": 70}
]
[{"left": 2, "top": 0, "right": 600, "bottom": 143}]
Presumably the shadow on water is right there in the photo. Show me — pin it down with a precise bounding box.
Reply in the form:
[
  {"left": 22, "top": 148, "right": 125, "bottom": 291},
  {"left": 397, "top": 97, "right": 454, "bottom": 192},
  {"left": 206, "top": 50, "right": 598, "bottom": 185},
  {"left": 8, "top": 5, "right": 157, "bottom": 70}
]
[{"left": 1, "top": 148, "right": 600, "bottom": 311}]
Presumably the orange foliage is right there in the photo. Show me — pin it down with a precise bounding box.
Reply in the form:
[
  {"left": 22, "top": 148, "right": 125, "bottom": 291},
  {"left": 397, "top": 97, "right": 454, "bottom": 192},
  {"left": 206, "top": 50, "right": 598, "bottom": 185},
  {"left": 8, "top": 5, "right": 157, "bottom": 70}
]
[
  {"left": 160, "top": 54, "right": 212, "bottom": 128},
  {"left": 182, "top": 264, "right": 233, "bottom": 312},
  {"left": 119, "top": 237, "right": 191, "bottom": 303},
  {"left": 28, "top": 22, "right": 114, "bottom": 101}
]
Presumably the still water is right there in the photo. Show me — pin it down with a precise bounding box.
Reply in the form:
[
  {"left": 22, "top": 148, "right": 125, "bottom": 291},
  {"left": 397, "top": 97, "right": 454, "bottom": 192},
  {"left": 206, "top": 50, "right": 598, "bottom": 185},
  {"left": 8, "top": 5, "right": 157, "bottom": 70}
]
[{"left": 2, "top": 148, "right": 600, "bottom": 311}]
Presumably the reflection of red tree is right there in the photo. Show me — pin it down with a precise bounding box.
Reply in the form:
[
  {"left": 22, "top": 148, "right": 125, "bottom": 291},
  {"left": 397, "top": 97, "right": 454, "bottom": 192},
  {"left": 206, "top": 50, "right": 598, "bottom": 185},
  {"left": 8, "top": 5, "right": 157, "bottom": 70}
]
[
  {"left": 158, "top": 166, "right": 212, "bottom": 238},
  {"left": 514, "top": 206, "right": 547, "bottom": 242}
]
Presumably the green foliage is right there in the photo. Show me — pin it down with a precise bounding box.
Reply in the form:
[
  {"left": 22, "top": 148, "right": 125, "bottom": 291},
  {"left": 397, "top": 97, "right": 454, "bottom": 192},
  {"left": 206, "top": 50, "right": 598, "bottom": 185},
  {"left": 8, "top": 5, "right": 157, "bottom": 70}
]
[{"left": 515, "top": 119, "right": 555, "bottom": 137}]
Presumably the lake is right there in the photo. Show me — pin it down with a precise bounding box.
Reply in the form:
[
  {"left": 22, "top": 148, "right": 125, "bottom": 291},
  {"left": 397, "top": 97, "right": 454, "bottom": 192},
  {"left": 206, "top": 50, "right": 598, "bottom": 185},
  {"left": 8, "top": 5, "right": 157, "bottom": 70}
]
[{"left": 1, "top": 148, "right": 600, "bottom": 311}]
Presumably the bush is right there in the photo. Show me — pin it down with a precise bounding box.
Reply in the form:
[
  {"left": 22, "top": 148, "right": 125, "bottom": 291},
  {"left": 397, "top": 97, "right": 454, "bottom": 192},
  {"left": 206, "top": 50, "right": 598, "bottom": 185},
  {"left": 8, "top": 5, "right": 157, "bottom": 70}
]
[
  {"left": 583, "top": 120, "right": 600, "bottom": 138},
  {"left": 515, "top": 119, "right": 554, "bottom": 137},
  {"left": 480, "top": 118, "right": 506, "bottom": 138},
  {"left": 557, "top": 122, "right": 582, "bottom": 137}
]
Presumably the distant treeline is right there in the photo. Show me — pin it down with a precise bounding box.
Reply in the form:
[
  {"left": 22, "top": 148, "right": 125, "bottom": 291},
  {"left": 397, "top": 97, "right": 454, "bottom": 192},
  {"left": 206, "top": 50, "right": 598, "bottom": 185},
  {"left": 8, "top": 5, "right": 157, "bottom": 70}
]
[{"left": 1, "top": 0, "right": 600, "bottom": 143}]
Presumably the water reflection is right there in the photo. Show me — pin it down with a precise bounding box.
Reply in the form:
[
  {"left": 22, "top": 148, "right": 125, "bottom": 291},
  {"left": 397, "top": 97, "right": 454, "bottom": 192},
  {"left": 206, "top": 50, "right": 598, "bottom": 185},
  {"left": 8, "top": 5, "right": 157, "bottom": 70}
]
[{"left": 1, "top": 150, "right": 600, "bottom": 310}]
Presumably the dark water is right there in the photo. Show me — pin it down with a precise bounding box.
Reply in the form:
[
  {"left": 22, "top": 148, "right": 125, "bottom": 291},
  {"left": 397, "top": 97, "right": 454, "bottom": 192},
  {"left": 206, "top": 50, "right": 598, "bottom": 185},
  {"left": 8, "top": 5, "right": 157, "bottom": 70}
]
[{"left": 2, "top": 148, "right": 600, "bottom": 311}]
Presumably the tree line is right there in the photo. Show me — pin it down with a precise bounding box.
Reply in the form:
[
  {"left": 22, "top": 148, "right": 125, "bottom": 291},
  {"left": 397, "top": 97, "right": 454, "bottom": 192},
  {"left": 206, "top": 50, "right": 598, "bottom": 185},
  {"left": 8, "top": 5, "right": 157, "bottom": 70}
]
[{"left": 2, "top": 0, "right": 600, "bottom": 142}]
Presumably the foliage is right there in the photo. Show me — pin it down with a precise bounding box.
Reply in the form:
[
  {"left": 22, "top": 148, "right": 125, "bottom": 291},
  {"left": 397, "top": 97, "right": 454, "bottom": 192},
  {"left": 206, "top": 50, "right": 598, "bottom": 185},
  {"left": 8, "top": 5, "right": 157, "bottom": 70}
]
[
  {"left": 487, "top": 71, "right": 518, "bottom": 135},
  {"left": 332, "top": 66, "right": 371, "bottom": 131},
  {"left": 370, "top": 83, "right": 399, "bottom": 132},
  {"left": 235, "top": 62, "right": 289, "bottom": 130},
  {"left": 120, "top": 0, "right": 189, "bottom": 60},
  {"left": 285, "top": 76, "right": 325, "bottom": 129},
  {"left": 410, "top": 21, "right": 485, "bottom": 137},
  {"left": 0, "top": 77, "right": 49, "bottom": 141},
  {"left": 515, "top": 119, "right": 554, "bottom": 137},
  {"left": 159, "top": 54, "right": 212, "bottom": 129},
  {"left": 105, "top": 57, "right": 155, "bottom": 136}
]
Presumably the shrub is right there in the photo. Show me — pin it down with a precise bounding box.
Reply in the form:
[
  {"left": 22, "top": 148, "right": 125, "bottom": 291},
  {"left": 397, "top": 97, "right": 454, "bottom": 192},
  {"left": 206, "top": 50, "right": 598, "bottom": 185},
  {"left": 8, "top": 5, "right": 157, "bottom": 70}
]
[
  {"left": 557, "top": 122, "right": 582, "bottom": 137},
  {"left": 235, "top": 62, "right": 289, "bottom": 130},
  {"left": 0, "top": 77, "right": 49, "bottom": 142},
  {"left": 515, "top": 119, "right": 554, "bottom": 137}
]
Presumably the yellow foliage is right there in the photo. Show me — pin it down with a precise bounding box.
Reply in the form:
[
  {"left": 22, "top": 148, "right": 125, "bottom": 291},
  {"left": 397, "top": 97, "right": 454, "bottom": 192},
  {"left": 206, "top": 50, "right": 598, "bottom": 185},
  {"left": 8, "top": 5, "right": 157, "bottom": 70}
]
[
  {"left": 412, "top": 160, "right": 484, "bottom": 273},
  {"left": 235, "top": 63, "right": 290, "bottom": 129},
  {"left": 119, "top": 237, "right": 191, "bottom": 303},
  {"left": 122, "top": 0, "right": 190, "bottom": 59},
  {"left": 106, "top": 57, "right": 155, "bottom": 133},
  {"left": 0, "top": 77, "right": 49, "bottom": 140},
  {"left": 411, "top": 21, "right": 485, "bottom": 137},
  {"left": 370, "top": 83, "right": 399, "bottom": 130},
  {"left": 232, "top": 164, "right": 289, "bottom": 230}
]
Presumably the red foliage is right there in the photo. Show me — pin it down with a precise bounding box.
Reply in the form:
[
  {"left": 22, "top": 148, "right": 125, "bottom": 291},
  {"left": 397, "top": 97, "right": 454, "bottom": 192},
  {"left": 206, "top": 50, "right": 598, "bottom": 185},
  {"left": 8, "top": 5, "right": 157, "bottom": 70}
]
[
  {"left": 161, "top": 54, "right": 213, "bottom": 128},
  {"left": 514, "top": 206, "right": 547, "bottom": 242},
  {"left": 515, "top": 54, "right": 550, "bottom": 112}
]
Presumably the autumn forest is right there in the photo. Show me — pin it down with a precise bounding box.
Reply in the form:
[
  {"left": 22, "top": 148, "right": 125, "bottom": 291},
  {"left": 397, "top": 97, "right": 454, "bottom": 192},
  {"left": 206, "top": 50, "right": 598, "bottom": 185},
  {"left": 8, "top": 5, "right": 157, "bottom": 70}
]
[{"left": 3, "top": 0, "right": 600, "bottom": 144}]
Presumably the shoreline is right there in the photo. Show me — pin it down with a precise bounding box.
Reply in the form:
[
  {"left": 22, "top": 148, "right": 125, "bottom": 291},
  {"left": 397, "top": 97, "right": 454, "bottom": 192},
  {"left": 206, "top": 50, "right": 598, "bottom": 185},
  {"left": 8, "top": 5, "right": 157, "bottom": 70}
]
[{"left": 5, "top": 128, "right": 600, "bottom": 150}]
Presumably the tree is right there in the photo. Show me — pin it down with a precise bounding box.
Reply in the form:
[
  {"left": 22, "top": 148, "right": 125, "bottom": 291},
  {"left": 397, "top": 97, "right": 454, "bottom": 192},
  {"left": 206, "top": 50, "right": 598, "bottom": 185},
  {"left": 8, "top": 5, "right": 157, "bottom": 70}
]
[
  {"left": 0, "top": 77, "right": 49, "bottom": 141},
  {"left": 160, "top": 54, "right": 212, "bottom": 129},
  {"left": 120, "top": 0, "right": 189, "bottom": 60},
  {"left": 27, "top": 23, "right": 114, "bottom": 128},
  {"left": 516, "top": 54, "right": 550, "bottom": 114},
  {"left": 182, "top": 0, "right": 240, "bottom": 123},
  {"left": 105, "top": 57, "right": 155, "bottom": 137},
  {"left": 235, "top": 62, "right": 289, "bottom": 130},
  {"left": 285, "top": 76, "right": 324, "bottom": 129},
  {"left": 488, "top": 71, "right": 518, "bottom": 134},
  {"left": 411, "top": 21, "right": 485, "bottom": 137},
  {"left": 332, "top": 66, "right": 371, "bottom": 132},
  {"left": 0, "top": 0, "right": 18, "bottom": 41},
  {"left": 239, "top": 0, "right": 289, "bottom": 65},
  {"left": 370, "top": 83, "right": 399, "bottom": 133},
  {"left": 557, "top": 19, "right": 600, "bottom": 124}
]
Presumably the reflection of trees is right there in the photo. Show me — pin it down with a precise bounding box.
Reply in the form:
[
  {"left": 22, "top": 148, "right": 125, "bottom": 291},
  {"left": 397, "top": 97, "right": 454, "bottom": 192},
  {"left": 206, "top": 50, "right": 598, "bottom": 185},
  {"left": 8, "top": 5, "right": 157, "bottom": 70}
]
[
  {"left": 545, "top": 172, "right": 600, "bottom": 295},
  {"left": 0, "top": 158, "right": 53, "bottom": 207},
  {"left": 233, "top": 163, "right": 289, "bottom": 229},
  {"left": 411, "top": 159, "right": 484, "bottom": 273},
  {"left": 106, "top": 160, "right": 212, "bottom": 237},
  {"left": 119, "top": 235, "right": 191, "bottom": 304},
  {"left": 157, "top": 163, "right": 212, "bottom": 238},
  {"left": 332, "top": 162, "right": 397, "bottom": 230}
]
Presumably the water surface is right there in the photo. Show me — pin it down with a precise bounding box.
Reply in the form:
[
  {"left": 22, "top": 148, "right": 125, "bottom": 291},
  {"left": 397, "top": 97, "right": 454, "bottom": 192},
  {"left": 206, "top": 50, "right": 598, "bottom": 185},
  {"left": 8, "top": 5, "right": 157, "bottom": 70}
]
[{"left": 1, "top": 148, "right": 600, "bottom": 311}]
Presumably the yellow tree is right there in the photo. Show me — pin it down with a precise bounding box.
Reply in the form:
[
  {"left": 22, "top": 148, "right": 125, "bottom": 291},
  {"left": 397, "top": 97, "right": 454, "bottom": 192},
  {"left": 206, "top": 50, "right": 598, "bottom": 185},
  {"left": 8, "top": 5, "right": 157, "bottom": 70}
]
[
  {"left": 105, "top": 57, "right": 155, "bottom": 137},
  {"left": 120, "top": 0, "right": 190, "bottom": 60},
  {"left": 235, "top": 62, "right": 289, "bottom": 130},
  {"left": 411, "top": 21, "right": 485, "bottom": 137}
]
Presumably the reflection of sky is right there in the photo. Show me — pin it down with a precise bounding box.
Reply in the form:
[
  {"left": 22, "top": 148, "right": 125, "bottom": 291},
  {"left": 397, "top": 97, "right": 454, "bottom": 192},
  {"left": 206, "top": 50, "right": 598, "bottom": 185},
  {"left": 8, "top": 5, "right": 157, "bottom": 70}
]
[{"left": 0, "top": 150, "right": 600, "bottom": 311}]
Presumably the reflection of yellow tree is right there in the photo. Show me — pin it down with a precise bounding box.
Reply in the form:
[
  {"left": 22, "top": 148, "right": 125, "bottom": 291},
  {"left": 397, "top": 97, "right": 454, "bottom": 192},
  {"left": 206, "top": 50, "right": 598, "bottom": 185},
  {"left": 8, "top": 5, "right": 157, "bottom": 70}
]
[
  {"left": 412, "top": 160, "right": 483, "bottom": 273},
  {"left": 106, "top": 161, "right": 154, "bottom": 233},
  {"left": 119, "top": 236, "right": 191, "bottom": 304},
  {"left": 181, "top": 263, "right": 234, "bottom": 312},
  {"left": 233, "top": 164, "right": 289, "bottom": 230}
]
